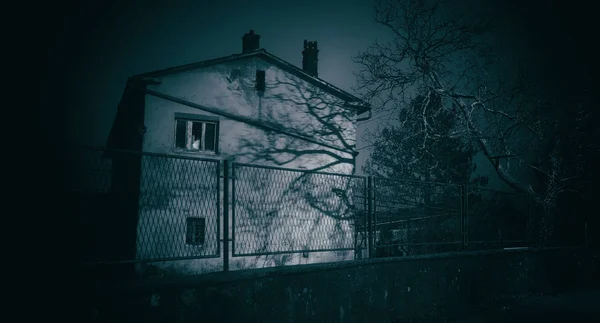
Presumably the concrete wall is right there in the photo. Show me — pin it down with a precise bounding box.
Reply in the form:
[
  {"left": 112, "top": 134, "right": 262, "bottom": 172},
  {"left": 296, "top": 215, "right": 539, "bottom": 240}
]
[
  {"left": 134, "top": 56, "right": 361, "bottom": 273},
  {"left": 86, "top": 247, "right": 599, "bottom": 323}
]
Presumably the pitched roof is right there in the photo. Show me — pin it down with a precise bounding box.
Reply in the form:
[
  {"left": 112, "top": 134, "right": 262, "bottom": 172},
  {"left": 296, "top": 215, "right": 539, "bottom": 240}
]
[{"left": 129, "top": 49, "right": 370, "bottom": 114}]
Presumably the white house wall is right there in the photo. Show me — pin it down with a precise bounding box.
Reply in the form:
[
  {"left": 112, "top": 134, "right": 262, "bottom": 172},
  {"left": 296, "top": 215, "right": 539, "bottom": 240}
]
[
  {"left": 134, "top": 56, "right": 362, "bottom": 275},
  {"left": 135, "top": 155, "right": 220, "bottom": 260},
  {"left": 142, "top": 56, "right": 356, "bottom": 169}
]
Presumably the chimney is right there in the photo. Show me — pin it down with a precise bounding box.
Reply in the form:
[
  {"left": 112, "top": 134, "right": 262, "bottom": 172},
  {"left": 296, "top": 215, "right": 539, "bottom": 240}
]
[
  {"left": 242, "top": 30, "right": 260, "bottom": 53},
  {"left": 302, "top": 40, "right": 319, "bottom": 77}
]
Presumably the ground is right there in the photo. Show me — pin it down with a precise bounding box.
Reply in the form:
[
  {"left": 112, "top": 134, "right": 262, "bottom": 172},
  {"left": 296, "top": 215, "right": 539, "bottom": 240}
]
[{"left": 440, "top": 288, "right": 600, "bottom": 323}]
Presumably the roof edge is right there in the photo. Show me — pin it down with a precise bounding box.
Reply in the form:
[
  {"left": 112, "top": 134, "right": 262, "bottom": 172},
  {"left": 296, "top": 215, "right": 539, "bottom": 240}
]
[
  {"left": 129, "top": 49, "right": 267, "bottom": 81},
  {"left": 128, "top": 49, "right": 371, "bottom": 110}
]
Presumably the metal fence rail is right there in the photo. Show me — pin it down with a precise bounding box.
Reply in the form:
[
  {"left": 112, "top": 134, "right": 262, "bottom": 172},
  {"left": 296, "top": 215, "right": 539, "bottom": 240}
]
[
  {"left": 69, "top": 147, "right": 221, "bottom": 263},
  {"left": 372, "top": 178, "right": 463, "bottom": 256},
  {"left": 231, "top": 163, "right": 367, "bottom": 257},
  {"left": 466, "top": 187, "right": 530, "bottom": 249},
  {"left": 70, "top": 146, "right": 538, "bottom": 268},
  {"left": 135, "top": 153, "right": 221, "bottom": 261}
]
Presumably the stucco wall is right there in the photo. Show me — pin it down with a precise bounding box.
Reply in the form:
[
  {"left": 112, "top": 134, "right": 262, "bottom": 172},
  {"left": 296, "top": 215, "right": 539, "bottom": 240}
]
[
  {"left": 135, "top": 156, "right": 221, "bottom": 260},
  {"left": 134, "top": 56, "right": 361, "bottom": 273},
  {"left": 142, "top": 55, "right": 355, "bottom": 171}
]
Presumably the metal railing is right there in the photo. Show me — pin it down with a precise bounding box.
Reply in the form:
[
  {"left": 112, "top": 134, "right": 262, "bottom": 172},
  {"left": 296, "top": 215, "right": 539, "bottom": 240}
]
[
  {"left": 371, "top": 177, "right": 464, "bottom": 257},
  {"left": 70, "top": 146, "right": 539, "bottom": 270},
  {"left": 465, "top": 187, "right": 531, "bottom": 250}
]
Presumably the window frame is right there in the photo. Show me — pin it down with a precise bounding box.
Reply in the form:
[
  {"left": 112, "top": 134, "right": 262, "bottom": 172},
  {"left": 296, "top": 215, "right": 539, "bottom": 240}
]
[
  {"left": 173, "top": 113, "right": 220, "bottom": 154},
  {"left": 185, "top": 217, "right": 206, "bottom": 246}
]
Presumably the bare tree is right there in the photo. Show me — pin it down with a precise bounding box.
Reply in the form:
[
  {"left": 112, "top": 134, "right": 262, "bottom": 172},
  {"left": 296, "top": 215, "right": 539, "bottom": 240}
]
[
  {"left": 363, "top": 91, "right": 479, "bottom": 185},
  {"left": 353, "top": 0, "right": 588, "bottom": 234},
  {"left": 236, "top": 74, "right": 357, "bottom": 173},
  {"left": 231, "top": 73, "right": 366, "bottom": 265}
]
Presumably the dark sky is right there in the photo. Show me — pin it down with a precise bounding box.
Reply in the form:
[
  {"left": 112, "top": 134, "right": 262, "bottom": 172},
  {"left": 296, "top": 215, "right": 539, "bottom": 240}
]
[
  {"left": 41, "top": 0, "right": 596, "bottom": 152},
  {"left": 46, "top": 0, "right": 390, "bottom": 147}
]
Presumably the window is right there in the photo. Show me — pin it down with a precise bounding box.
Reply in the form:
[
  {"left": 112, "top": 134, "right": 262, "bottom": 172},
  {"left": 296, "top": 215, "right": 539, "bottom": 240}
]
[
  {"left": 186, "top": 217, "right": 206, "bottom": 245},
  {"left": 174, "top": 114, "right": 219, "bottom": 153}
]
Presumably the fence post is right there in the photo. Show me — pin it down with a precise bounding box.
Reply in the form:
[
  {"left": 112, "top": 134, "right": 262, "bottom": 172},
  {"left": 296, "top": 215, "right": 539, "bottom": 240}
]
[
  {"left": 367, "top": 176, "right": 374, "bottom": 258},
  {"left": 461, "top": 185, "right": 467, "bottom": 251},
  {"left": 527, "top": 194, "right": 533, "bottom": 248},
  {"left": 223, "top": 160, "right": 230, "bottom": 272}
]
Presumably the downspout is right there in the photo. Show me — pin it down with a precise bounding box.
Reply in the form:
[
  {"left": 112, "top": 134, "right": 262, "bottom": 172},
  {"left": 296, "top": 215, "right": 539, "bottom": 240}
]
[{"left": 353, "top": 106, "right": 372, "bottom": 173}]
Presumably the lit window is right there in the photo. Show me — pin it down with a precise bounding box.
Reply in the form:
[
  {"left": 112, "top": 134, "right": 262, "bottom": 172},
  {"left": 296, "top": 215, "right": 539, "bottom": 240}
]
[
  {"left": 186, "top": 217, "right": 206, "bottom": 245},
  {"left": 175, "top": 117, "right": 218, "bottom": 153}
]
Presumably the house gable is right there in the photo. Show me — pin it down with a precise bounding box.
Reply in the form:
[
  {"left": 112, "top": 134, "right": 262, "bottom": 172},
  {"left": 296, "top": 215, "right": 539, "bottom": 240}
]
[
  {"left": 130, "top": 50, "right": 370, "bottom": 115},
  {"left": 98, "top": 36, "right": 369, "bottom": 271},
  {"left": 134, "top": 54, "right": 358, "bottom": 172}
]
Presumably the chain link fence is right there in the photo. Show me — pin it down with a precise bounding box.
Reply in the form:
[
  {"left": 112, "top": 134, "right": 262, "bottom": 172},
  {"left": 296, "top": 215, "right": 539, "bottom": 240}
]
[
  {"left": 68, "top": 147, "right": 220, "bottom": 263},
  {"left": 232, "top": 163, "right": 367, "bottom": 257},
  {"left": 465, "top": 187, "right": 531, "bottom": 250},
  {"left": 70, "top": 146, "right": 538, "bottom": 267},
  {"left": 135, "top": 153, "right": 220, "bottom": 261},
  {"left": 372, "top": 178, "right": 463, "bottom": 257}
]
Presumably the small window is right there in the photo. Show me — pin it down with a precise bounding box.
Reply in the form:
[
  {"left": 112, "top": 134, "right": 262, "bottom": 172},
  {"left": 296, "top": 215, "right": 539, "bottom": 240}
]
[
  {"left": 186, "top": 217, "right": 206, "bottom": 245},
  {"left": 174, "top": 117, "right": 218, "bottom": 153}
]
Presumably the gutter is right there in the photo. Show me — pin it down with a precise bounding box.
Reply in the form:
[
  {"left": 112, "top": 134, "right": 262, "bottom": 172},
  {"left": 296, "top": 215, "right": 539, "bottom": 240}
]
[
  {"left": 356, "top": 108, "right": 372, "bottom": 122},
  {"left": 128, "top": 83, "right": 357, "bottom": 156}
]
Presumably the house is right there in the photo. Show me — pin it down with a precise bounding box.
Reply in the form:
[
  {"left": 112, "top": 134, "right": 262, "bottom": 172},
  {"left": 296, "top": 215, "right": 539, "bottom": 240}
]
[{"left": 104, "top": 30, "right": 371, "bottom": 274}]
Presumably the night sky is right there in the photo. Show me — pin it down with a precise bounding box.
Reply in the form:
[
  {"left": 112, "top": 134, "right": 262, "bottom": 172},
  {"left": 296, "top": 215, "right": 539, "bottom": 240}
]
[
  {"left": 47, "top": 0, "right": 388, "bottom": 146},
  {"left": 40, "top": 0, "right": 596, "bottom": 168}
]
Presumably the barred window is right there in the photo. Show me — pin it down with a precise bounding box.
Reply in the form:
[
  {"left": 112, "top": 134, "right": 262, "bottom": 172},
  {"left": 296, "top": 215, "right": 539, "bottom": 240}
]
[{"left": 186, "top": 217, "right": 206, "bottom": 245}]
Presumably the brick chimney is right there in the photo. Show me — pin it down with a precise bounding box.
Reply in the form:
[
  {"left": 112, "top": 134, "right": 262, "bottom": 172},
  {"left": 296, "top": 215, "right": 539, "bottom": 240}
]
[
  {"left": 302, "top": 40, "right": 319, "bottom": 77},
  {"left": 242, "top": 30, "right": 260, "bottom": 53}
]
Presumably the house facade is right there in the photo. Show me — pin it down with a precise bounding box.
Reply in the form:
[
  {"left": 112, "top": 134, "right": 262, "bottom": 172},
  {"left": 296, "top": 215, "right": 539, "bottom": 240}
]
[{"left": 105, "top": 30, "right": 371, "bottom": 275}]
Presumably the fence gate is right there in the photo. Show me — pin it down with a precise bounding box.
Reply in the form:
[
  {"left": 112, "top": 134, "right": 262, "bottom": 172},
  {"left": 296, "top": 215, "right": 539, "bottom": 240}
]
[{"left": 230, "top": 162, "right": 368, "bottom": 260}]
